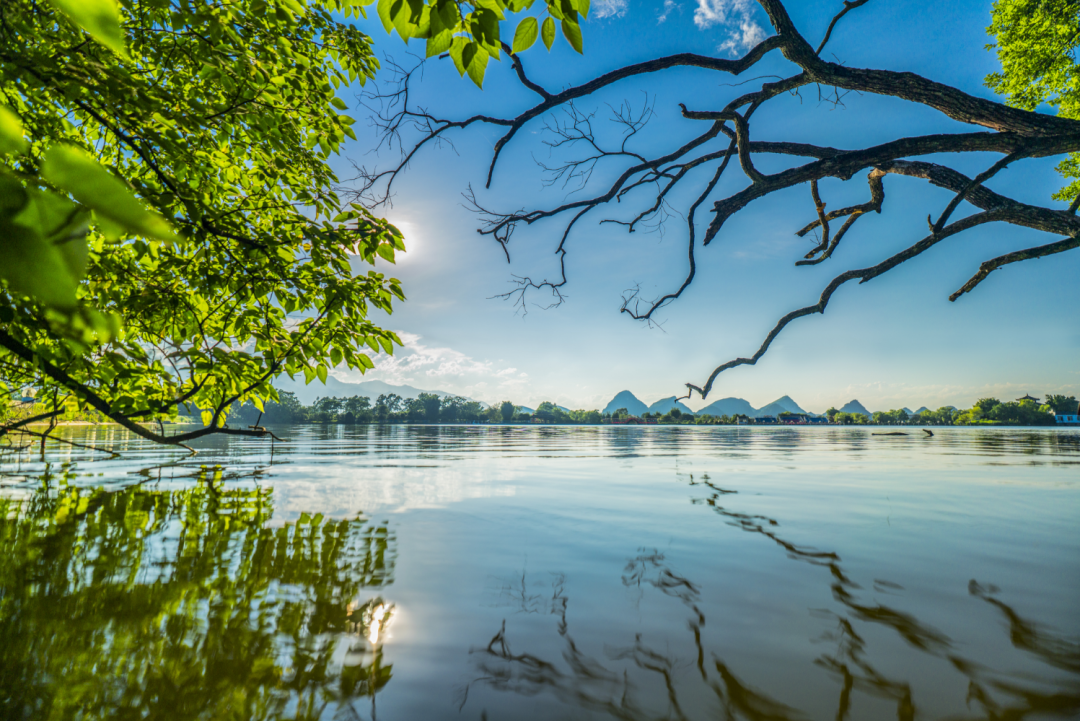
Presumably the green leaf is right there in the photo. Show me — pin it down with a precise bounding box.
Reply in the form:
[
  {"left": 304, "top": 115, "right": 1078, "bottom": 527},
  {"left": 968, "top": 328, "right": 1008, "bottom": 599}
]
[
  {"left": 316, "top": 364, "right": 328, "bottom": 383},
  {"left": 561, "top": 18, "right": 583, "bottom": 53},
  {"left": 376, "top": 0, "right": 396, "bottom": 32},
  {"left": 41, "top": 145, "right": 180, "bottom": 243},
  {"left": 0, "top": 218, "right": 80, "bottom": 309},
  {"left": 570, "top": 0, "right": 590, "bottom": 17},
  {"left": 331, "top": 97, "right": 349, "bottom": 110},
  {"left": 48, "top": 0, "right": 128, "bottom": 58},
  {"left": 512, "top": 16, "right": 539, "bottom": 54},
  {"left": 200, "top": 410, "right": 212, "bottom": 426},
  {"left": 427, "top": 29, "right": 453, "bottom": 56},
  {"left": 472, "top": 9, "right": 501, "bottom": 58},
  {"left": 461, "top": 41, "right": 489, "bottom": 86},
  {"left": 376, "top": 243, "right": 396, "bottom": 263},
  {"left": 0, "top": 107, "right": 28, "bottom": 155},
  {"left": 427, "top": 0, "right": 458, "bottom": 55},
  {"left": 473, "top": 0, "right": 506, "bottom": 20},
  {"left": 541, "top": 17, "right": 556, "bottom": 50},
  {"left": 448, "top": 36, "right": 469, "bottom": 76},
  {"left": 0, "top": 182, "right": 91, "bottom": 309}
]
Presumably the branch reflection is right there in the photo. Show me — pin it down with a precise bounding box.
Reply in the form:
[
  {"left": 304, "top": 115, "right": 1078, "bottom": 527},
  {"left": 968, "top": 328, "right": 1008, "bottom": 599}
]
[{"left": 463, "top": 473, "right": 1080, "bottom": 720}]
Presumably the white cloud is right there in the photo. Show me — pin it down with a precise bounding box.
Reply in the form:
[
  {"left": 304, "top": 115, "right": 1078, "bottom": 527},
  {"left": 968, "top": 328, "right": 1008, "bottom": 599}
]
[
  {"left": 692, "top": 0, "right": 767, "bottom": 55},
  {"left": 594, "top": 0, "right": 628, "bottom": 19},
  {"left": 658, "top": 0, "right": 677, "bottom": 23},
  {"left": 334, "top": 333, "right": 529, "bottom": 403}
]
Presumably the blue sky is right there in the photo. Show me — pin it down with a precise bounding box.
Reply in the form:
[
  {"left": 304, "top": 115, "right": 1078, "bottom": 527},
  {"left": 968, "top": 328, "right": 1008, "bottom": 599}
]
[{"left": 322, "top": 0, "right": 1079, "bottom": 413}]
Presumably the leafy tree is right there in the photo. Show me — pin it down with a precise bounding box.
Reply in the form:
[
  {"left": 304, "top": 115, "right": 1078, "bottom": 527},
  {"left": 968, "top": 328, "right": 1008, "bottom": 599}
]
[
  {"left": 500, "top": 400, "right": 515, "bottom": 422},
  {"left": 313, "top": 396, "right": 345, "bottom": 422},
  {"left": 1045, "top": 394, "right": 1079, "bottom": 414},
  {"left": 976, "top": 398, "right": 1002, "bottom": 414},
  {"left": 871, "top": 409, "right": 910, "bottom": 425},
  {"left": 825, "top": 408, "right": 839, "bottom": 423},
  {"left": 440, "top": 395, "right": 468, "bottom": 422},
  {"left": 418, "top": 392, "right": 441, "bottom": 422},
  {"left": 987, "top": 398, "right": 1054, "bottom": 425},
  {"left": 405, "top": 396, "right": 427, "bottom": 422},
  {"left": 1, "top": 0, "right": 407, "bottom": 448},
  {"left": 228, "top": 389, "right": 308, "bottom": 425},
  {"left": 460, "top": 400, "right": 485, "bottom": 421},
  {"left": 986, "top": 0, "right": 1080, "bottom": 202},
  {"left": 534, "top": 401, "right": 565, "bottom": 423},
  {"left": 375, "top": 393, "right": 404, "bottom": 421},
  {"left": 569, "top": 408, "right": 601, "bottom": 423},
  {"left": 344, "top": 395, "right": 374, "bottom": 422},
  {"left": 360, "top": 0, "right": 1080, "bottom": 400},
  {"left": 374, "top": 0, "right": 593, "bottom": 86}
]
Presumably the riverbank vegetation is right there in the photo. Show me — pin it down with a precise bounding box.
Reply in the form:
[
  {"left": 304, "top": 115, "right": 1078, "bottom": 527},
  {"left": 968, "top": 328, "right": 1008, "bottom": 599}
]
[
  {"left": 4, "top": 391, "right": 1072, "bottom": 429},
  {"left": 213, "top": 393, "right": 1076, "bottom": 426}
]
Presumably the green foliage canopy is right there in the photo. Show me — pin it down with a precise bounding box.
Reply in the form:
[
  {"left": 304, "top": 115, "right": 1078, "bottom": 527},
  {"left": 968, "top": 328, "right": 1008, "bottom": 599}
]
[
  {"left": 1, "top": 0, "right": 409, "bottom": 445},
  {"left": 375, "top": 0, "right": 592, "bottom": 85},
  {"left": 987, "top": 0, "right": 1080, "bottom": 201}
]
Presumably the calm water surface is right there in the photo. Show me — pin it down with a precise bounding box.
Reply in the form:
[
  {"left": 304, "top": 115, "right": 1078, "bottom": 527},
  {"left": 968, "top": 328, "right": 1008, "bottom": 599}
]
[{"left": 1, "top": 425, "right": 1078, "bottom": 720}]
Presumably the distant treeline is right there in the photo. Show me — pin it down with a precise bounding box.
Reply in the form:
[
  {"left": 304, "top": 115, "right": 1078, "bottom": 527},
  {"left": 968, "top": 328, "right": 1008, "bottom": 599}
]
[
  {"left": 5, "top": 391, "right": 1071, "bottom": 428},
  {"left": 226, "top": 393, "right": 604, "bottom": 425},
  {"left": 220, "top": 393, "right": 1077, "bottom": 427},
  {"left": 821, "top": 395, "right": 1076, "bottom": 426}
]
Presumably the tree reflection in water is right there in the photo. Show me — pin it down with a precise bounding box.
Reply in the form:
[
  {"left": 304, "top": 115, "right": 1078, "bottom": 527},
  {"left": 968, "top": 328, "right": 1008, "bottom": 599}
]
[
  {"left": 464, "top": 473, "right": 1080, "bottom": 720},
  {"left": 0, "top": 465, "right": 396, "bottom": 721}
]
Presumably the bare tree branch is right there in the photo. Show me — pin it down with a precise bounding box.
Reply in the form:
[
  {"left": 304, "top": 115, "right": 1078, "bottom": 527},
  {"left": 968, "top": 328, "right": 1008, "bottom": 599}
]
[
  {"left": 684, "top": 210, "right": 1006, "bottom": 400},
  {"left": 950, "top": 235, "right": 1080, "bottom": 301},
  {"left": 815, "top": 0, "right": 873, "bottom": 56},
  {"left": 354, "top": 0, "right": 1080, "bottom": 401}
]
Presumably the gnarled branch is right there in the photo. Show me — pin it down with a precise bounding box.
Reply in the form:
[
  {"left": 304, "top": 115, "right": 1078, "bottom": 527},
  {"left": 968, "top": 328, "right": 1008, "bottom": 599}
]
[{"left": 354, "top": 0, "right": 1080, "bottom": 401}]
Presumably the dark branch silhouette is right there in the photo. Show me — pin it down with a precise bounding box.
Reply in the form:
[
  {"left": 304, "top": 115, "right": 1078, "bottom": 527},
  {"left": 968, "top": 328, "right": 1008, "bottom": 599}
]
[{"left": 349, "top": 0, "right": 1080, "bottom": 400}]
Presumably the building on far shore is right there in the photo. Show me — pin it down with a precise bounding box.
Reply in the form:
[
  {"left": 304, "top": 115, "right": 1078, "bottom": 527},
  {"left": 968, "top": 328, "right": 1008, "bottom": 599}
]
[
  {"left": 1056, "top": 401, "right": 1080, "bottom": 426},
  {"left": 1016, "top": 394, "right": 1041, "bottom": 403}
]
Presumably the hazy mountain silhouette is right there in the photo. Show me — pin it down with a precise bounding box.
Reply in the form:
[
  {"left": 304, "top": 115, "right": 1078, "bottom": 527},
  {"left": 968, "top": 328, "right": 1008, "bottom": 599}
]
[
  {"left": 647, "top": 396, "right": 696, "bottom": 416},
  {"left": 754, "top": 395, "right": 808, "bottom": 417},
  {"left": 602, "top": 391, "right": 649, "bottom": 416},
  {"left": 275, "top": 376, "right": 468, "bottom": 406},
  {"left": 696, "top": 397, "right": 757, "bottom": 417},
  {"left": 839, "top": 399, "right": 873, "bottom": 416}
]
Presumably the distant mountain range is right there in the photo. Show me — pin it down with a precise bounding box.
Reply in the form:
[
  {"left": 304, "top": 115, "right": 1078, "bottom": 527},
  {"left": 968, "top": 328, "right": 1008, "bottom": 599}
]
[
  {"left": 838, "top": 399, "right": 873, "bottom": 416},
  {"left": 647, "top": 396, "right": 696, "bottom": 416},
  {"left": 696, "top": 397, "right": 757, "bottom": 417},
  {"left": 275, "top": 376, "right": 473, "bottom": 406},
  {"left": 755, "top": 395, "right": 808, "bottom": 417},
  {"left": 602, "top": 391, "right": 816, "bottom": 418},
  {"left": 603, "top": 390, "right": 649, "bottom": 416},
  {"left": 275, "top": 376, "right": 936, "bottom": 420}
]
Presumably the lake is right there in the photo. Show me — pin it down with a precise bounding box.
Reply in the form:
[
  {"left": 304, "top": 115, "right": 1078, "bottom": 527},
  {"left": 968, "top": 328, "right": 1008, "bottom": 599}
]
[{"left": 1, "top": 425, "right": 1078, "bottom": 720}]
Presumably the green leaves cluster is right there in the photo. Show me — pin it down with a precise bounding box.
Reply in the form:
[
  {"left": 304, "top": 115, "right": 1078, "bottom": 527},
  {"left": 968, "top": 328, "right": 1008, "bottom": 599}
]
[
  {"left": 986, "top": 0, "right": 1080, "bottom": 202},
  {"left": 1, "top": 0, "right": 407, "bottom": 431},
  {"left": 376, "top": 0, "right": 590, "bottom": 86},
  {"left": 1, "top": 109, "right": 175, "bottom": 317}
]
